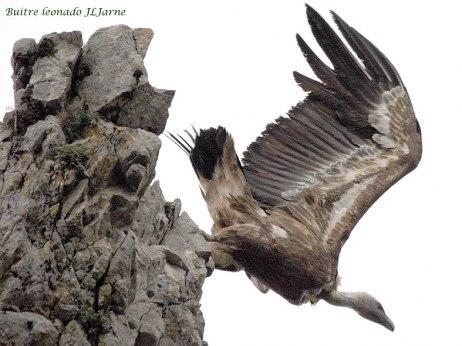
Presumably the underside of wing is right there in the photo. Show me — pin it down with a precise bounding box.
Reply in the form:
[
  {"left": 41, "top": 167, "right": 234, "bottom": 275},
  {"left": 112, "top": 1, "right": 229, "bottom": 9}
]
[{"left": 242, "top": 5, "right": 422, "bottom": 254}]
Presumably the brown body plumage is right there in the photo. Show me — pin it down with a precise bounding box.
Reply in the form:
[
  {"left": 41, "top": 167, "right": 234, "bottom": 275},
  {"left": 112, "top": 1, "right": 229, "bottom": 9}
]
[{"left": 170, "top": 5, "right": 421, "bottom": 331}]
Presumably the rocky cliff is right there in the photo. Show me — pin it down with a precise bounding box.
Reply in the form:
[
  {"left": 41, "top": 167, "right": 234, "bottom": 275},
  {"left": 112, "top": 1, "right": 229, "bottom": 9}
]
[{"left": 0, "top": 26, "right": 212, "bottom": 345}]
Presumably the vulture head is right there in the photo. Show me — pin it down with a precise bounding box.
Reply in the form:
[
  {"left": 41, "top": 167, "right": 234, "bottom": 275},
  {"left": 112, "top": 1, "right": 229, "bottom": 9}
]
[{"left": 323, "top": 291, "right": 395, "bottom": 331}]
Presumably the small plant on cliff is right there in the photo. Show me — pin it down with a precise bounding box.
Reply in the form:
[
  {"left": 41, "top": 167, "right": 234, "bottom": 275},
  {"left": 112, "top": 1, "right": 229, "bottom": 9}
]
[
  {"left": 79, "top": 111, "right": 97, "bottom": 127},
  {"left": 79, "top": 304, "right": 110, "bottom": 345},
  {"left": 164, "top": 201, "right": 176, "bottom": 216},
  {"left": 55, "top": 143, "right": 88, "bottom": 173},
  {"left": 67, "top": 111, "right": 98, "bottom": 141}
]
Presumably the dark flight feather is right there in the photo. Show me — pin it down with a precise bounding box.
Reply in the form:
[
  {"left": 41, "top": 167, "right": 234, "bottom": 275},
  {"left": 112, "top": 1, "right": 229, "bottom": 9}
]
[
  {"left": 305, "top": 4, "right": 370, "bottom": 85},
  {"left": 331, "top": 11, "right": 403, "bottom": 87},
  {"left": 190, "top": 127, "right": 227, "bottom": 180},
  {"left": 242, "top": 5, "right": 419, "bottom": 212}
]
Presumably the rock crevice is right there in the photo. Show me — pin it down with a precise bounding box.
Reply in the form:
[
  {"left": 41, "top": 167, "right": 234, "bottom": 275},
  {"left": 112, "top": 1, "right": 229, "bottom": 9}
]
[{"left": 0, "top": 25, "right": 212, "bottom": 345}]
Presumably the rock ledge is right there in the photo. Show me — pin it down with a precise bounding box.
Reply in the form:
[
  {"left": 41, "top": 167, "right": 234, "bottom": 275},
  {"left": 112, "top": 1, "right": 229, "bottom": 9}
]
[{"left": 0, "top": 26, "right": 212, "bottom": 345}]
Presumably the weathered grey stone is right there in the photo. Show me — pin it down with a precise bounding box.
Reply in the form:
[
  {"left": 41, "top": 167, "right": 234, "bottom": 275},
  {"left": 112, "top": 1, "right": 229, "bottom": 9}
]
[
  {"left": 76, "top": 25, "right": 173, "bottom": 134},
  {"left": 55, "top": 304, "right": 80, "bottom": 324},
  {"left": 11, "top": 38, "right": 36, "bottom": 64},
  {"left": 29, "top": 57, "right": 71, "bottom": 106},
  {"left": 11, "top": 38, "right": 36, "bottom": 92},
  {"left": 78, "top": 25, "right": 148, "bottom": 113},
  {"left": 59, "top": 320, "right": 91, "bottom": 346},
  {"left": 131, "top": 182, "right": 168, "bottom": 244},
  {"left": 163, "top": 305, "right": 203, "bottom": 346},
  {"left": 115, "top": 84, "right": 174, "bottom": 135},
  {"left": 164, "top": 212, "right": 212, "bottom": 260},
  {"left": 7, "top": 31, "right": 83, "bottom": 133},
  {"left": 14, "top": 88, "right": 25, "bottom": 107},
  {"left": 133, "top": 28, "right": 154, "bottom": 59},
  {"left": 0, "top": 25, "right": 212, "bottom": 346},
  {"left": 41, "top": 31, "right": 83, "bottom": 66},
  {"left": 98, "top": 312, "right": 137, "bottom": 346},
  {"left": 21, "top": 115, "right": 66, "bottom": 157},
  {"left": 0, "top": 142, "right": 12, "bottom": 175},
  {"left": 0, "top": 125, "right": 12, "bottom": 143},
  {"left": 29, "top": 32, "right": 82, "bottom": 108},
  {"left": 112, "top": 126, "right": 161, "bottom": 194},
  {"left": 135, "top": 306, "right": 165, "bottom": 345},
  {"left": 61, "top": 179, "right": 88, "bottom": 218},
  {"left": 104, "top": 231, "right": 137, "bottom": 313},
  {"left": 0, "top": 311, "right": 59, "bottom": 345}
]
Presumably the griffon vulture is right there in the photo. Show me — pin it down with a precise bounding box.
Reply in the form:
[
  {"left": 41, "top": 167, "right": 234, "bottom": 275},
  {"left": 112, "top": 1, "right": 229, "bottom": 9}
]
[{"left": 169, "top": 4, "right": 422, "bottom": 331}]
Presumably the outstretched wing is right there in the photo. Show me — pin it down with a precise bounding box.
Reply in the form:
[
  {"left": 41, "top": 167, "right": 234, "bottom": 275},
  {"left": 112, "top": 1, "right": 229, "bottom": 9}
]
[{"left": 242, "top": 5, "right": 422, "bottom": 256}]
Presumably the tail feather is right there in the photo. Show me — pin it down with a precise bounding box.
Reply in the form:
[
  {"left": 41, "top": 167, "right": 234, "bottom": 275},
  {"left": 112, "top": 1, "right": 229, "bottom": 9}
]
[
  {"left": 190, "top": 126, "right": 227, "bottom": 180},
  {"left": 168, "top": 131, "right": 192, "bottom": 155},
  {"left": 169, "top": 126, "right": 256, "bottom": 228}
]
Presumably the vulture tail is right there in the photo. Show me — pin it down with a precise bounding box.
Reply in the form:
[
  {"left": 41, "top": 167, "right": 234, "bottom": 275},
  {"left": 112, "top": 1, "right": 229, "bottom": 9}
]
[
  {"left": 168, "top": 126, "right": 251, "bottom": 227},
  {"left": 190, "top": 126, "right": 230, "bottom": 181},
  {"left": 169, "top": 126, "right": 254, "bottom": 273}
]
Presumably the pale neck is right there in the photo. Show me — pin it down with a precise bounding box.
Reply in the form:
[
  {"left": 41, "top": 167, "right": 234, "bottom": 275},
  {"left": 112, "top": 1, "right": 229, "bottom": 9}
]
[{"left": 322, "top": 290, "right": 362, "bottom": 311}]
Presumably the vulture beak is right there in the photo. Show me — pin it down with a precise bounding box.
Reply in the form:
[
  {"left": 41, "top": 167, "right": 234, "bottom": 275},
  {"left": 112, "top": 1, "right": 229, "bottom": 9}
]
[{"left": 382, "top": 314, "right": 395, "bottom": 332}]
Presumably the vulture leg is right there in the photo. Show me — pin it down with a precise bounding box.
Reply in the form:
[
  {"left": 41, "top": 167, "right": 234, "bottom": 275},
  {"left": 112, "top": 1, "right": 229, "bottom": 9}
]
[{"left": 211, "top": 243, "right": 243, "bottom": 272}]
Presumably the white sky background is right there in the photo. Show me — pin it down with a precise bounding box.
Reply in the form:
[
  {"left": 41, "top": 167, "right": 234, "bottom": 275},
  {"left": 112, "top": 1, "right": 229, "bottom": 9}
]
[{"left": 1, "top": 0, "right": 461, "bottom": 345}]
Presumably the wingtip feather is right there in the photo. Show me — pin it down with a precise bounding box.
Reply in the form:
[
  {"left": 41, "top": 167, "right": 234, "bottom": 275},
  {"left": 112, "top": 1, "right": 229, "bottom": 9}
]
[
  {"left": 305, "top": 3, "right": 318, "bottom": 16},
  {"left": 305, "top": 3, "right": 324, "bottom": 27}
]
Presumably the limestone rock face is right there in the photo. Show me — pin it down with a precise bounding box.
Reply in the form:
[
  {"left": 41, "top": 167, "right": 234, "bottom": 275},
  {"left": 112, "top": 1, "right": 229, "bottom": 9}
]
[
  {"left": 76, "top": 25, "right": 173, "bottom": 135},
  {"left": 0, "top": 26, "right": 212, "bottom": 346}
]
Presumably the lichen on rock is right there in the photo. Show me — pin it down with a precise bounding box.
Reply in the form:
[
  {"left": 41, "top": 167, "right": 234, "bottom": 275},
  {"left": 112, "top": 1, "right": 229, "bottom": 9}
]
[{"left": 0, "top": 25, "right": 212, "bottom": 345}]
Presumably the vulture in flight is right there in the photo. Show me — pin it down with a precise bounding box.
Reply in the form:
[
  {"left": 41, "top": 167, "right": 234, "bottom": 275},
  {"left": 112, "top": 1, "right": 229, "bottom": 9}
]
[{"left": 170, "top": 4, "right": 421, "bottom": 331}]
